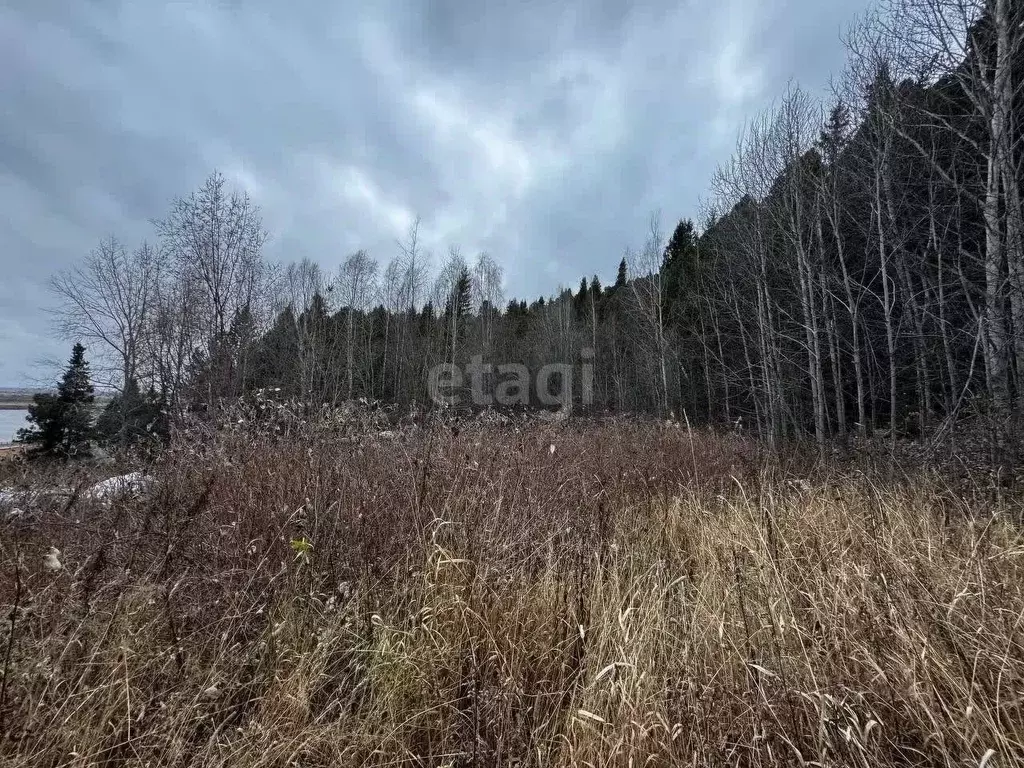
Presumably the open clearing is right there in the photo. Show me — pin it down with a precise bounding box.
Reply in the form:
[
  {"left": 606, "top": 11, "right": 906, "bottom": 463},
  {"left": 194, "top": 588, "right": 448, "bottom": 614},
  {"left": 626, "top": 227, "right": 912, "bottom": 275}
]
[{"left": 0, "top": 419, "right": 1022, "bottom": 767}]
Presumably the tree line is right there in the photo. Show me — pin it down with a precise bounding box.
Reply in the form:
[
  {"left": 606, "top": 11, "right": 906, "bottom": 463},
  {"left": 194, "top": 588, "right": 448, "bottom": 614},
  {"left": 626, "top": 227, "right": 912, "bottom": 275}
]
[{"left": 45, "top": 0, "right": 1022, "bottom": 455}]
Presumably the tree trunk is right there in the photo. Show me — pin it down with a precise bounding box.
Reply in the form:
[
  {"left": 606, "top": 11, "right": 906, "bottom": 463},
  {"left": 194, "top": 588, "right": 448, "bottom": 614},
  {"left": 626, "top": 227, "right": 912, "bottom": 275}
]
[{"left": 875, "top": 166, "right": 898, "bottom": 442}]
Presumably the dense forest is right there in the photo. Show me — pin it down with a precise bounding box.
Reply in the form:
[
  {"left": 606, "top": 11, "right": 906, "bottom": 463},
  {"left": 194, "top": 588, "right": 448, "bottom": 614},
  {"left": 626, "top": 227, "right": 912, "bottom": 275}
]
[{"left": 50, "top": 0, "right": 1023, "bottom": 454}]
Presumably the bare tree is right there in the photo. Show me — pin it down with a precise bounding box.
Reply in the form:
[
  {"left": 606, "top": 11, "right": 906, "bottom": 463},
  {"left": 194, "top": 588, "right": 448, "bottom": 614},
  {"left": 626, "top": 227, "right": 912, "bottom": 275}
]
[
  {"left": 336, "top": 250, "right": 378, "bottom": 401},
  {"left": 629, "top": 213, "right": 670, "bottom": 414},
  {"left": 766, "top": 86, "right": 828, "bottom": 449},
  {"left": 818, "top": 97, "right": 868, "bottom": 436},
  {"left": 711, "top": 117, "right": 786, "bottom": 448},
  {"left": 472, "top": 252, "right": 504, "bottom": 356},
  {"left": 874, "top": 0, "right": 1024, "bottom": 429},
  {"left": 395, "top": 220, "right": 432, "bottom": 400},
  {"left": 50, "top": 236, "right": 160, "bottom": 391},
  {"left": 379, "top": 257, "right": 403, "bottom": 399},
  {"left": 435, "top": 247, "right": 470, "bottom": 369},
  {"left": 157, "top": 171, "right": 268, "bottom": 355},
  {"left": 281, "top": 258, "right": 331, "bottom": 402},
  {"left": 145, "top": 267, "right": 202, "bottom": 410}
]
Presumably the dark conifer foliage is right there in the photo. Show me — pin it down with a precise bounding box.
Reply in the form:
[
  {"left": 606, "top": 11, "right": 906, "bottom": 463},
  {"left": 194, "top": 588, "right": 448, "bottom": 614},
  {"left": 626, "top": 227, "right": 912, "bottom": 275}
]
[
  {"left": 18, "top": 343, "right": 96, "bottom": 458},
  {"left": 95, "top": 378, "right": 167, "bottom": 449}
]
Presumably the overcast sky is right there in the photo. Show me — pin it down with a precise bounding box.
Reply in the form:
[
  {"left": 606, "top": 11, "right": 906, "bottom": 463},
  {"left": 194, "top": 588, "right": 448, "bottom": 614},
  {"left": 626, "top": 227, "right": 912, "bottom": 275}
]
[{"left": 0, "top": 0, "right": 871, "bottom": 387}]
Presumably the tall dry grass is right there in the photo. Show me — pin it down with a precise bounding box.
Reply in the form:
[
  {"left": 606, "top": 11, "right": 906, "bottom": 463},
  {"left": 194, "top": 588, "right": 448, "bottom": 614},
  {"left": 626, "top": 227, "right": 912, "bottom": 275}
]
[{"left": 0, "top": 419, "right": 1021, "bottom": 766}]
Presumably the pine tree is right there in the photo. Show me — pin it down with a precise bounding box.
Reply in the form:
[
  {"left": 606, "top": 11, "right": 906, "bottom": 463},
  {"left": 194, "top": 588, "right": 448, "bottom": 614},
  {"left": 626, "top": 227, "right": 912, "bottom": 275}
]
[{"left": 18, "top": 343, "right": 96, "bottom": 458}]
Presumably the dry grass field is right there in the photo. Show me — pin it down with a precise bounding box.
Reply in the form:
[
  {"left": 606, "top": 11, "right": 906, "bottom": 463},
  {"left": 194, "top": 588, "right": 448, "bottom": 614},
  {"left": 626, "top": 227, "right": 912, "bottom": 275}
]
[{"left": 0, "top": 414, "right": 1022, "bottom": 766}]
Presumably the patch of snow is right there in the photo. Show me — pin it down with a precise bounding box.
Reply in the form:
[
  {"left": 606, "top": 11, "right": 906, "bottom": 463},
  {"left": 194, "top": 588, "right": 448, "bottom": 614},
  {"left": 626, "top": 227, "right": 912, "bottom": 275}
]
[
  {"left": 43, "top": 547, "right": 62, "bottom": 572},
  {"left": 85, "top": 472, "right": 155, "bottom": 502}
]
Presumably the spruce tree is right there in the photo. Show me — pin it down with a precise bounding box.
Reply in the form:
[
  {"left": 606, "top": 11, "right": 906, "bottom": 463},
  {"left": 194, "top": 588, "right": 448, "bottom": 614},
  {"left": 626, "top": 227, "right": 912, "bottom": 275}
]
[
  {"left": 573, "top": 277, "right": 589, "bottom": 321},
  {"left": 614, "top": 258, "right": 628, "bottom": 289},
  {"left": 662, "top": 218, "right": 698, "bottom": 327},
  {"left": 589, "top": 275, "right": 604, "bottom": 321},
  {"left": 18, "top": 343, "right": 96, "bottom": 458},
  {"left": 250, "top": 306, "right": 300, "bottom": 396},
  {"left": 96, "top": 377, "right": 166, "bottom": 449},
  {"left": 418, "top": 301, "right": 436, "bottom": 335},
  {"left": 443, "top": 269, "right": 472, "bottom": 340}
]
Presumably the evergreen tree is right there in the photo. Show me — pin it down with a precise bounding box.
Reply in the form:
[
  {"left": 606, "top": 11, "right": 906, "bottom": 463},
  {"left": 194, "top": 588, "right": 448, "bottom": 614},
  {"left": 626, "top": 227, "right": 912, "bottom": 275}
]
[
  {"left": 250, "top": 306, "right": 300, "bottom": 395},
  {"left": 443, "top": 268, "right": 472, "bottom": 341},
  {"left": 17, "top": 343, "right": 96, "bottom": 458},
  {"left": 95, "top": 378, "right": 167, "bottom": 449},
  {"left": 418, "top": 301, "right": 436, "bottom": 336},
  {"left": 573, "top": 277, "right": 589, "bottom": 321},
  {"left": 17, "top": 394, "right": 62, "bottom": 457},
  {"left": 614, "top": 258, "right": 628, "bottom": 289},
  {"left": 589, "top": 275, "right": 604, "bottom": 322},
  {"left": 818, "top": 101, "right": 851, "bottom": 164},
  {"left": 662, "top": 218, "right": 699, "bottom": 327}
]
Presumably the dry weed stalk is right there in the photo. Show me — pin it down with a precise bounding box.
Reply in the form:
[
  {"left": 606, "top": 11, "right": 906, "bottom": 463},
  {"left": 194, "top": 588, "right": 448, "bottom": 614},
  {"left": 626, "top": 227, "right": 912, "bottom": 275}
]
[{"left": 0, "top": 418, "right": 1021, "bottom": 766}]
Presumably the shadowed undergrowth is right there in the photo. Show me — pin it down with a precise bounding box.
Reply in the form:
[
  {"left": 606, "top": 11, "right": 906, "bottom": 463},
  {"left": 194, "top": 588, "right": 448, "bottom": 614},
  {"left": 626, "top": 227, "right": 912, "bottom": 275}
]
[{"left": 1, "top": 421, "right": 1022, "bottom": 766}]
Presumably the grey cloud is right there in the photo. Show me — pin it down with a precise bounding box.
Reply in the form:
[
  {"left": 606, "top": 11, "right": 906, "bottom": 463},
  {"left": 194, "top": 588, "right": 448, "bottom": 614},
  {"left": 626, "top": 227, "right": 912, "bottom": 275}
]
[{"left": 0, "top": 0, "right": 871, "bottom": 386}]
